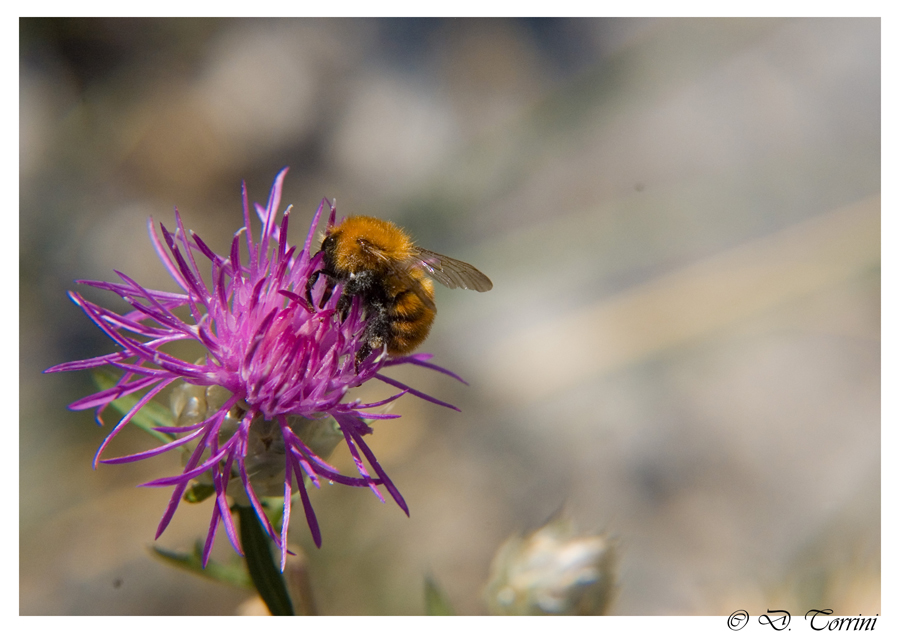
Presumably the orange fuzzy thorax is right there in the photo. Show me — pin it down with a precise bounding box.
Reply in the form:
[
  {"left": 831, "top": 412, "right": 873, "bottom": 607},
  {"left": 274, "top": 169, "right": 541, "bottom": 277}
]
[{"left": 328, "top": 216, "right": 415, "bottom": 274}]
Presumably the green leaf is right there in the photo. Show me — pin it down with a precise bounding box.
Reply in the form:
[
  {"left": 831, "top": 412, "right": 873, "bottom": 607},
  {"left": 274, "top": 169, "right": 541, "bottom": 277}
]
[
  {"left": 91, "top": 369, "right": 180, "bottom": 447},
  {"left": 237, "top": 504, "right": 295, "bottom": 616},
  {"left": 151, "top": 541, "right": 253, "bottom": 589},
  {"left": 424, "top": 574, "right": 455, "bottom": 615}
]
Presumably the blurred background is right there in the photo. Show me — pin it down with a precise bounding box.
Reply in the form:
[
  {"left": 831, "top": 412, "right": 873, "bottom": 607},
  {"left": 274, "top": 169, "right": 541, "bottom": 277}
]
[{"left": 20, "top": 18, "right": 880, "bottom": 615}]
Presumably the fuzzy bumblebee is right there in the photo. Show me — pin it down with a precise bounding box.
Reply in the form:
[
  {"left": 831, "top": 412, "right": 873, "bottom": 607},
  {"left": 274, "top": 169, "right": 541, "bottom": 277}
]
[{"left": 306, "top": 215, "right": 492, "bottom": 366}]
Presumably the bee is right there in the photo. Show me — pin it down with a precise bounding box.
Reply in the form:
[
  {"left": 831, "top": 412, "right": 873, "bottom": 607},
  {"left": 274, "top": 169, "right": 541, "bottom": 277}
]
[{"left": 305, "top": 215, "right": 492, "bottom": 367}]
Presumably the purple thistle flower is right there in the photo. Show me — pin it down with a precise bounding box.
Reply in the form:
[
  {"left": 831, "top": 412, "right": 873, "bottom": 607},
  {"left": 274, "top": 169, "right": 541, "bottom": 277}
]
[{"left": 46, "top": 168, "right": 464, "bottom": 568}]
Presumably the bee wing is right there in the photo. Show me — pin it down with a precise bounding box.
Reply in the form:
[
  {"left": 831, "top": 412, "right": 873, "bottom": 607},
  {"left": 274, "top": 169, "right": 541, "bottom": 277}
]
[
  {"left": 357, "top": 238, "right": 438, "bottom": 310},
  {"left": 412, "top": 247, "right": 493, "bottom": 292}
]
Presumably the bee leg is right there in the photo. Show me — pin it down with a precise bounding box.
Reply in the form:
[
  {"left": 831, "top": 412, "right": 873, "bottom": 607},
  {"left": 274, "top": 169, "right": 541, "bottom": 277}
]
[
  {"left": 305, "top": 269, "right": 337, "bottom": 311},
  {"left": 354, "top": 333, "right": 386, "bottom": 372},
  {"left": 305, "top": 269, "right": 322, "bottom": 311},
  {"left": 338, "top": 270, "right": 378, "bottom": 321},
  {"left": 354, "top": 344, "right": 372, "bottom": 373},
  {"left": 320, "top": 277, "right": 336, "bottom": 309},
  {"left": 336, "top": 290, "right": 352, "bottom": 321},
  {"left": 354, "top": 303, "right": 390, "bottom": 372}
]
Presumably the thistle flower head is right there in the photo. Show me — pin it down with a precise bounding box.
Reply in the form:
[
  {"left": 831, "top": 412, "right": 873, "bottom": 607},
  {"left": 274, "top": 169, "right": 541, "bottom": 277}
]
[{"left": 46, "top": 168, "right": 463, "bottom": 568}]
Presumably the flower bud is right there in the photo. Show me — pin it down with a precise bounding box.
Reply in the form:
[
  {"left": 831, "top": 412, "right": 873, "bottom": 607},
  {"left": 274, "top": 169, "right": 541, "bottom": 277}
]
[{"left": 484, "top": 515, "right": 616, "bottom": 615}]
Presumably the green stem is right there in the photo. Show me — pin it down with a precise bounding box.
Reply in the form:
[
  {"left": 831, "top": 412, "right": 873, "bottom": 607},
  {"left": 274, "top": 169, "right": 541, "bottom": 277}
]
[{"left": 236, "top": 505, "right": 295, "bottom": 616}]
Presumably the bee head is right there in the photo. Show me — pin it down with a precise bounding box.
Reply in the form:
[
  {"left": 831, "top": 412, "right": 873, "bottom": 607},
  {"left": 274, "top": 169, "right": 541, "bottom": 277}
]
[{"left": 321, "top": 232, "right": 338, "bottom": 260}]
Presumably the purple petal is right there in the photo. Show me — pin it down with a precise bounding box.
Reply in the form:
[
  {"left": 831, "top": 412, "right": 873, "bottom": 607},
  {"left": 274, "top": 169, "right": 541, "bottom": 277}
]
[
  {"left": 92, "top": 376, "right": 177, "bottom": 466},
  {"left": 99, "top": 425, "right": 204, "bottom": 465},
  {"left": 355, "top": 389, "right": 409, "bottom": 409},
  {"left": 384, "top": 354, "right": 469, "bottom": 385},
  {"left": 69, "top": 375, "right": 160, "bottom": 411},
  {"left": 289, "top": 450, "right": 322, "bottom": 548},
  {"left": 335, "top": 417, "right": 384, "bottom": 503},
  {"left": 336, "top": 414, "right": 408, "bottom": 516},
  {"left": 201, "top": 501, "right": 223, "bottom": 567},
  {"left": 302, "top": 197, "right": 328, "bottom": 261},
  {"left": 374, "top": 373, "right": 461, "bottom": 412}
]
